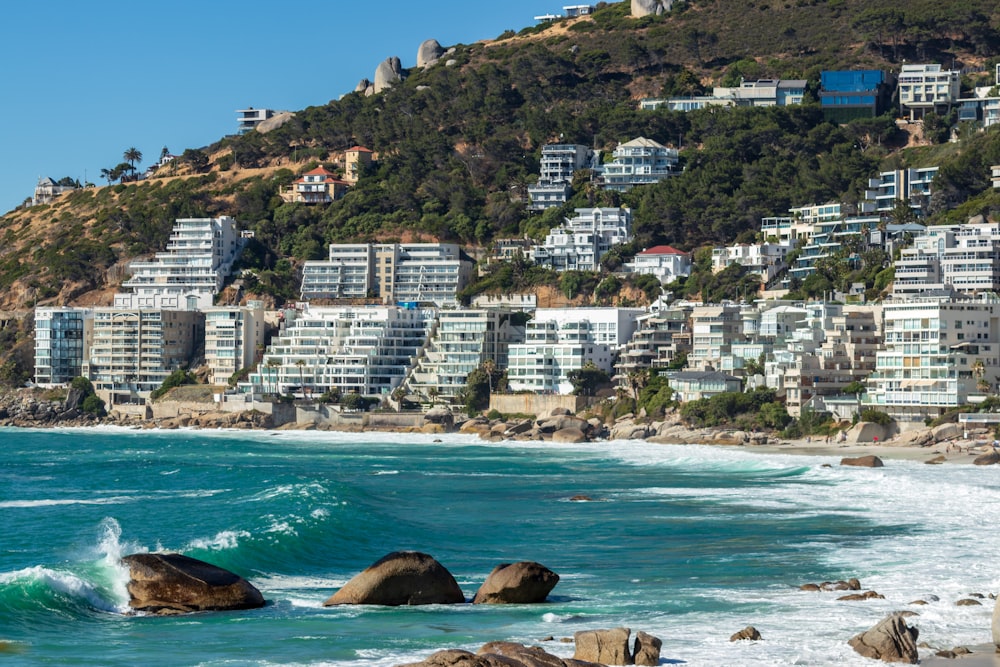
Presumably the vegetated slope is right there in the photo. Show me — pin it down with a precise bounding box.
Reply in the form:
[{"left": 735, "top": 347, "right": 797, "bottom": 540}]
[{"left": 1, "top": 0, "right": 999, "bottom": 313}]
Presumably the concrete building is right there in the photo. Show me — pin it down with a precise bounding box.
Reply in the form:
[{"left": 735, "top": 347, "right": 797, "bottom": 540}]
[
  {"left": 34, "top": 307, "right": 92, "bottom": 387},
  {"left": 203, "top": 302, "right": 267, "bottom": 386},
  {"left": 405, "top": 309, "right": 524, "bottom": 401},
  {"left": 668, "top": 370, "right": 742, "bottom": 402},
  {"left": 119, "top": 216, "right": 244, "bottom": 310},
  {"left": 528, "top": 143, "right": 595, "bottom": 210},
  {"left": 532, "top": 207, "right": 632, "bottom": 272},
  {"left": 236, "top": 108, "right": 275, "bottom": 134},
  {"left": 864, "top": 167, "right": 938, "bottom": 215},
  {"left": 343, "top": 146, "right": 374, "bottom": 184},
  {"left": 507, "top": 307, "right": 642, "bottom": 394},
  {"left": 689, "top": 304, "right": 744, "bottom": 370},
  {"left": 711, "top": 241, "right": 795, "bottom": 285},
  {"left": 599, "top": 138, "right": 679, "bottom": 192},
  {"left": 246, "top": 304, "right": 436, "bottom": 398},
  {"left": 713, "top": 79, "right": 807, "bottom": 107},
  {"left": 301, "top": 243, "right": 473, "bottom": 307},
  {"left": 85, "top": 308, "right": 204, "bottom": 405},
  {"left": 897, "top": 64, "right": 961, "bottom": 121},
  {"left": 866, "top": 296, "right": 1000, "bottom": 423},
  {"left": 893, "top": 221, "right": 1000, "bottom": 296},
  {"left": 626, "top": 245, "right": 692, "bottom": 284},
  {"left": 614, "top": 306, "right": 692, "bottom": 385}
]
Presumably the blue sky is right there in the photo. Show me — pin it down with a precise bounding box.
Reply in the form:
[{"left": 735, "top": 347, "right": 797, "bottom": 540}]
[{"left": 0, "top": 0, "right": 559, "bottom": 215}]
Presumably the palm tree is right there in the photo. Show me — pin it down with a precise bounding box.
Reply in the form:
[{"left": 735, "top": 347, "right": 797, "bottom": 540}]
[
  {"left": 265, "top": 358, "right": 281, "bottom": 396},
  {"left": 123, "top": 147, "right": 143, "bottom": 179}
]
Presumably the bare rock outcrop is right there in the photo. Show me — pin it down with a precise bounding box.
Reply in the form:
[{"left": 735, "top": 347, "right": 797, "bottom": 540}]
[
  {"left": 472, "top": 562, "right": 559, "bottom": 604},
  {"left": 631, "top": 0, "right": 675, "bottom": 17},
  {"left": 730, "top": 626, "right": 762, "bottom": 641},
  {"left": 399, "top": 642, "right": 603, "bottom": 667},
  {"left": 632, "top": 631, "right": 661, "bottom": 666},
  {"left": 841, "top": 455, "right": 885, "bottom": 468},
  {"left": 417, "top": 39, "right": 445, "bottom": 68},
  {"left": 848, "top": 614, "right": 919, "bottom": 664},
  {"left": 573, "top": 628, "right": 631, "bottom": 665},
  {"left": 255, "top": 112, "right": 294, "bottom": 134},
  {"left": 323, "top": 551, "right": 464, "bottom": 606},
  {"left": 120, "top": 552, "right": 265, "bottom": 614},
  {"left": 973, "top": 450, "right": 1000, "bottom": 465},
  {"left": 374, "top": 56, "right": 404, "bottom": 94}
]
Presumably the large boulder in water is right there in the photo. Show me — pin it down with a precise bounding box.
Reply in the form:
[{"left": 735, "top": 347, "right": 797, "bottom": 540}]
[
  {"left": 472, "top": 561, "right": 559, "bottom": 604},
  {"left": 574, "top": 627, "right": 631, "bottom": 665},
  {"left": 120, "top": 553, "right": 265, "bottom": 614},
  {"left": 848, "top": 614, "right": 919, "bottom": 664},
  {"left": 840, "top": 455, "right": 884, "bottom": 468},
  {"left": 323, "top": 551, "right": 464, "bottom": 606}
]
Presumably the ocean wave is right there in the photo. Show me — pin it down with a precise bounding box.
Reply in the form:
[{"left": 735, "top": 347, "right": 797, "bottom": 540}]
[
  {"left": 0, "top": 496, "right": 139, "bottom": 509},
  {"left": 185, "top": 530, "right": 252, "bottom": 551}
]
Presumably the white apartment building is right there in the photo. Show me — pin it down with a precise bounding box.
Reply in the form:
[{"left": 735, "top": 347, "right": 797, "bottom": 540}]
[
  {"left": 689, "top": 304, "right": 744, "bottom": 370},
  {"left": 711, "top": 241, "right": 794, "bottom": 284},
  {"left": 120, "top": 216, "right": 244, "bottom": 310},
  {"left": 893, "top": 221, "right": 1000, "bottom": 297},
  {"left": 507, "top": 307, "right": 642, "bottom": 394},
  {"left": 713, "top": 79, "right": 807, "bottom": 107},
  {"left": 866, "top": 296, "right": 1000, "bottom": 423},
  {"left": 34, "top": 307, "right": 92, "bottom": 386},
  {"left": 301, "top": 243, "right": 472, "bottom": 306},
  {"left": 614, "top": 307, "right": 692, "bottom": 384},
  {"left": 528, "top": 143, "right": 595, "bottom": 210},
  {"left": 532, "top": 207, "right": 632, "bottom": 272},
  {"left": 626, "top": 245, "right": 692, "bottom": 283},
  {"left": 203, "top": 301, "right": 267, "bottom": 386},
  {"left": 246, "top": 305, "right": 436, "bottom": 398},
  {"left": 898, "top": 63, "right": 961, "bottom": 120},
  {"left": 236, "top": 107, "right": 275, "bottom": 134},
  {"left": 599, "top": 138, "right": 680, "bottom": 192},
  {"left": 85, "top": 308, "right": 204, "bottom": 405},
  {"left": 405, "top": 309, "right": 524, "bottom": 401}
]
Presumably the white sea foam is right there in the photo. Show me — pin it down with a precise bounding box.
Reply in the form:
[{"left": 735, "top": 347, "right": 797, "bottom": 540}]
[
  {"left": 0, "top": 496, "right": 138, "bottom": 508},
  {"left": 186, "top": 529, "right": 251, "bottom": 551}
]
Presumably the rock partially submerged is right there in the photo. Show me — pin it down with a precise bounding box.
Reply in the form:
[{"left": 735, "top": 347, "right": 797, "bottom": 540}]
[
  {"left": 573, "top": 628, "right": 632, "bottom": 665},
  {"left": 840, "top": 455, "right": 884, "bottom": 468},
  {"left": 472, "top": 561, "right": 559, "bottom": 604},
  {"left": 120, "top": 552, "right": 265, "bottom": 615},
  {"left": 324, "top": 551, "right": 464, "bottom": 606},
  {"left": 848, "top": 614, "right": 919, "bottom": 664},
  {"left": 730, "top": 626, "right": 762, "bottom": 641}
]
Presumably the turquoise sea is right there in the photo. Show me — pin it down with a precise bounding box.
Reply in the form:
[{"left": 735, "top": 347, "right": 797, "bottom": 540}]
[{"left": 1, "top": 427, "right": 998, "bottom": 666}]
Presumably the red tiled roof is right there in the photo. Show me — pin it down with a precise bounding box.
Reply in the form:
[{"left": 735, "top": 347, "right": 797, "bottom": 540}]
[
  {"left": 346, "top": 146, "right": 373, "bottom": 153},
  {"left": 303, "top": 167, "right": 335, "bottom": 176},
  {"left": 640, "top": 245, "right": 687, "bottom": 255}
]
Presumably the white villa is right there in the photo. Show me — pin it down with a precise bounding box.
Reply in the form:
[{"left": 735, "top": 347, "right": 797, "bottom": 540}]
[
  {"left": 118, "top": 216, "right": 245, "bottom": 310},
  {"left": 532, "top": 207, "right": 632, "bottom": 272},
  {"left": 626, "top": 245, "right": 692, "bottom": 284}
]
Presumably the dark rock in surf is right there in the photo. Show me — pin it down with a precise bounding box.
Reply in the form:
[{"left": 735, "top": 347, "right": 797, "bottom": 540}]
[
  {"left": 840, "top": 455, "right": 884, "bottom": 468},
  {"left": 730, "top": 626, "right": 763, "bottom": 641},
  {"left": 121, "top": 552, "right": 265, "bottom": 615},
  {"left": 324, "top": 551, "right": 464, "bottom": 606},
  {"left": 472, "top": 562, "right": 559, "bottom": 604},
  {"left": 848, "top": 614, "right": 919, "bottom": 664}
]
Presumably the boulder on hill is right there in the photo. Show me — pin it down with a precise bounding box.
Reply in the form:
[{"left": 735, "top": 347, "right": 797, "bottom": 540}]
[
  {"left": 323, "top": 551, "right": 464, "bottom": 606},
  {"left": 120, "top": 552, "right": 265, "bottom": 615},
  {"left": 417, "top": 39, "right": 445, "bottom": 68},
  {"left": 374, "top": 56, "right": 404, "bottom": 94},
  {"left": 848, "top": 614, "right": 919, "bottom": 664},
  {"left": 472, "top": 561, "right": 559, "bottom": 604},
  {"left": 631, "top": 0, "right": 674, "bottom": 17},
  {"left": 255, "top": 112, "right": 294, "bottom": 134}
]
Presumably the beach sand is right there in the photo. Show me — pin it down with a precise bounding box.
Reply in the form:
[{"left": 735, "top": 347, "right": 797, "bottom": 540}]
[
  {"left": 750, "top": 434, "right": 990, "bottom": 465},
  {"left": 922, "top": 645, "right": 1000, "bottom": 665}
]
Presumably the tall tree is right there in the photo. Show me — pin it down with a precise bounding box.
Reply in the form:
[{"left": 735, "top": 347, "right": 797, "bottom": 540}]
[{"left": 123, "top": 147, "right": 143, "bottom": 178}]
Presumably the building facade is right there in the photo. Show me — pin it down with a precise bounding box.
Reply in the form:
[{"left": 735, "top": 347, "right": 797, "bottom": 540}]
[
  {"left": 203, "top": 302, "right": 267, "bottom": 386},
  {"left": 34, "top": 307, "right": 92, "bottom": 386},
  {"left": 531, "top": 208, "right": 632, "bottom": 272},
  {"left": 599, "top": 138, "right": 680, "bottom": 192},
  {"left": 627, "top": 245, "right": 692, "bottom": 284},
  {"left": 897, "top": 64, "right": 960, "bottom": 120},
  {"left": 528, "top": 143, "right": 594, "bottom": 210}
]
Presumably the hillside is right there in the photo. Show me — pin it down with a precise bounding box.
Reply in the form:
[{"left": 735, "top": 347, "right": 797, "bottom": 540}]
[{"left": 2, "top": 0, "right": 1000, "bottom": 383}]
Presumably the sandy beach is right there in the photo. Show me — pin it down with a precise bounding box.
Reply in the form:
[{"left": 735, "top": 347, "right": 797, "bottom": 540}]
[{"left": 922, "top": 646, "right": 1000, "bottom": 665}]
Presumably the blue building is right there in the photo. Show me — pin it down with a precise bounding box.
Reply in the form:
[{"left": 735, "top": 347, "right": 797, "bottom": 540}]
[{"left": 819, "top": 70, "right": 892, "bottom": 122}]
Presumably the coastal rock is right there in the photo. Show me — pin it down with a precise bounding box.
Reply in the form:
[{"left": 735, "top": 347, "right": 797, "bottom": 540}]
[
  {"left": 730, "top": 626, "right": 762, "bottom": 641},
  {"left": 925, "top": 455, "right": 946, "bottom": 465},
  {"left": 504, "top": 420, "right": 534, "bottom": 437},
  {"left": 472, "top": 562, "right": 559, "bottom": 604},
  {"left": 537, "top": 415, "right": 588, "bottom": 433},
  {"left": 956, "top": 598, "right": 983, "bottom": 606},
  {"left": 120, "top": 552, "right": 265, "bottom": 614},
  {"left": 424, "top": 407, "right": 454, "bottom": 428},
  {"left": 552, "top": 427, "right": 587, "bottom": 443},
  {"left": 550, "top": 407, "right": 572, "bottom": 417},
  {"left": 838, "top": 590, "right": 885, "bottom": 601},
  {"left": 374, "top": 56, "right": 404, "bottom": 94},
  {"left": 355, "top": 78, "right": 372, "bottom": 93},
  {"left": 840, "top": 455, "right": 884, "bottom": 468},
  {"left": 631, "top": 0, "right": 674, "bottom": 17},
  {"left": 847, "top": 614, "right": 919, "bottom": 664},
  {"left": 931, "top": 423, "right": 961, "bottom": 442},
  {"left": 417, "top": 39, "right": 445, "bottom": 69},
  {"left": 973, "top": 450, "right": 1000, "bottom": 466},
  {"left": 476, "top": 641, "right": 576, "bottom": 666},
  {"left": 323, "top": 551, "right": 464, "bottom": 606},
  {"left": 632, "top": 630, "right": 661, "bottom": 666},
  {"left": 993, "top": 595, "right": 1000, "bottom": 647},
  {"left": 573, "top": 628, "right": 631, "bottom": 665},
  {"left": 843, "top": 422, "right": 888, "bottom": 445}
]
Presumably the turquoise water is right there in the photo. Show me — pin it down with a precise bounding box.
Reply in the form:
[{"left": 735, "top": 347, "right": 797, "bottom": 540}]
[{"left": 1, "top": 427, "right": 998, "bottom": 666}]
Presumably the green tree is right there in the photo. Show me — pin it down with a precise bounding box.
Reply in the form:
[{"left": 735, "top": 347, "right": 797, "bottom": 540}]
[
  {"left": 123, "top": 147, "right": 143, "bottom": 178},
  {"left": 567, "top": 362, "right": 610, "bottom": 396}
]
